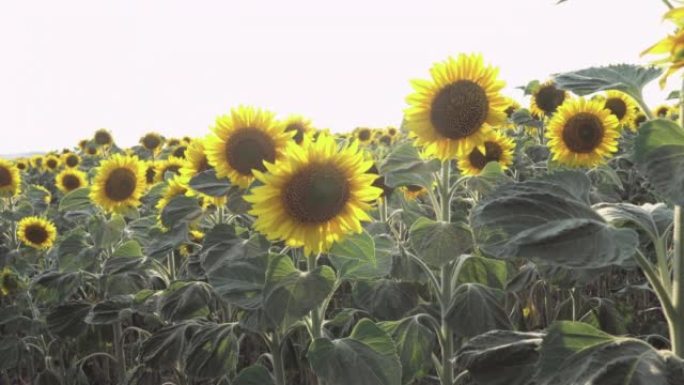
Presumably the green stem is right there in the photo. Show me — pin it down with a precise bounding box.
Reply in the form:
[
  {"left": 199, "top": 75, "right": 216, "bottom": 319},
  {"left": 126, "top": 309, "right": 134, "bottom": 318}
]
[
  {"left": 271, "top": 333, "right": 287, "bottom": 385},
  {"left": 168, "top": 252, "right": 176, "bottom": 281},
  {"left": 440, "top": 161, "right": 451, "bottom": 222},
  {"left": 634, "top": 91, "right": 655, "bottom": 120},
  {"left": 672, "top": 206, "right": 684, "bottom": 357},
  {"left": 655, "top": 237, "right": 671, "bottom": 292},
  {"left": 663, "top": 0, "right": 675, "bottom": 9},
  {"left": 440, "top": 265, "right": 454, "bottom": 385},
  {"left": 307, "top": 253, "right": 323, "bottom": 339},
  {"left": 112, "top": 322, "right": 126, "bottom": 381}
]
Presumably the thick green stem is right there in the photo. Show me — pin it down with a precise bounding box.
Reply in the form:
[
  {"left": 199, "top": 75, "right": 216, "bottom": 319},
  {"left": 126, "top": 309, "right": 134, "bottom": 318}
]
[
  {"left": 307, "top": 253, "right": 323, "bottom": 339},
  {"left": 440, "top": 161, "right": 451, "bottom": 222},
  {"left": 440, "top": 265, "right": 453, "bottom": 385},
  {"left": 634, "top": 91, "right": 656, "bottom": 120},
  {"left": 271, "top": 333, "right": 287, "bottom": 385},
  {"left": 672, "top": 206, "right": 684, "bottom": 357},
  {"left": 112, "top": 322, "right": 126, "bottom": 382}
]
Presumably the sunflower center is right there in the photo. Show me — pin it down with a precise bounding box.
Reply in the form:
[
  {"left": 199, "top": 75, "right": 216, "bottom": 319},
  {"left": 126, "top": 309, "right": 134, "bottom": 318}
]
[
  {"left": 105, "top": 168, "right": 138, "bottom": 201},
  {"left": 562, "top": 113, "right": 605, "bottom": 153},
  {"left": 0, "top": 167, "right": 12, "bottom": 187},
  {"left": 430, "top": 80, "right": 489, "bottom": 140},
  {"left": 282, "top": 162, "right": 351, "bottom": 223},
  {"left": 657, "top": 107, "right": 669, "bottom": 117},
  {"left": 95, "top": 131, "right": 112, "bottom": 145},
  {"left": 46, "top": 159, "right": 58, "bottom": 169},
  {"left": 65, "top": 155, "right": 79, "bottom": 168},
  {"left": 505, "top": 106, "right": 516, "bottom": 118},
  {"left": 468, "top": 141, "right": 504, "bottom": 170},
  {"left": 145, "top": 168, "right": 156, "bottom": 184},
  {"left": 173, "top": 146, "right": 187, "bottom": 158},
  {"left": 286, "top": 123, "right": 306, "bottom": 144},
  {"left": 358, "top": 130, "right": 371, "bottom": 141},
  {"left": 635, "top": 114, "right": 646, "bottom": 126},
  {"left": 24, "top": 224, "right": 49, "bottom": 245},
  {"left": 143, "top": 135, "right": 161, "bottom": 150},
  {"left": 225, "top": 128, "right": 276, "bottom": 175},
  {"left": 605, "top": 98, "right": 627, "bottom": 120},
  {"left": 62, "top": 174, "right": 82, "bottom": 191},
  {"left": 535, "top": 85, "right": 565, "bottom": 114}
]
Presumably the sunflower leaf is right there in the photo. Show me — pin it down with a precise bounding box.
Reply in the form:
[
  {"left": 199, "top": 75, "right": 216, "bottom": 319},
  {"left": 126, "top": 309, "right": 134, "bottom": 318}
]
[
  {"left": 553, "top": 64, "right": 661, "bottom": 101},
  {"left": 189, "top": 169, "right": 231, "bottom": 197},
  {"left": 379, "top": 142, "right": 439, "bottom": 188},
  {"left": 409, "top": 217, "right": 473, "bottom": 267}
]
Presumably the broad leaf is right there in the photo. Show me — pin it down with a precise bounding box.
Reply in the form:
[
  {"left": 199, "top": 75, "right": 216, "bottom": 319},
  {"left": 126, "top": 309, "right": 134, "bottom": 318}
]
[
  {"left": 183, "top": 323, "right": 239, "bottom": 379},
  {"left": 379, "top": 142, "right": 439, "bottom": 188},
  {"left": 446, "top": 283, "right": 511, "bottom": 338},
  {"left": 58, "top": 187, "right": 93, "bottom": 212},
  {"left": 46, "top": 302, "right": 92, "bottom": 338},
  {"left": 594, "top": 202, "right": 671, "bottom": 242},
  {"left": 140, "top": 322, "right": 201, "bottom": 369},
  {"left": 329, "top": 231, "right": 392, "bottom": 279},
  {"left": 353, "top": 279, "right": 419, "bottom": 321},
  {"left": 159, "top": 281, "right": 219, "bottom": 322},
  {"left": 189, "top": 169, "right": 231, "bottom": 197},
  {"left": 409, "top": 218, "right": 472, "bottom": 267},
  {"left": 160, "top": 196, "right": 202, "bottom": 229},
  {"left": 379, "top": 316, "right": 436, "bottom": 384},
  {"left": 553, "top": 64, "right": 661, "bottom": 101},
  {"left": 233, "top": 365, "right": 274, "bottom": 385},
  {"left": 455, "top": 255, "right": 512, "bottom": 290}
]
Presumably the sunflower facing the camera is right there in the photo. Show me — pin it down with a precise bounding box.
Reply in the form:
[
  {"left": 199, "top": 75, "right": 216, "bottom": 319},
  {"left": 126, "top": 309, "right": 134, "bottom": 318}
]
[
  {"left": 405, "top": 53, "right": 508, "bottom": 159},
  {"left": 17, "top": 216, "right": 57, "bottom": 250},
  {"left": 245, "top": 134, "right": 381, "bottom": 255},
  {"left": 56, "top": 169, "right": 88, "bottom": 193},
  {"left": 546, "top": 98, "right": 620, "bottom": 168},
  {"left": 43, "top": 155, "right": 61, "bottom": 172},
  {"left": 530, "top": 81, "right": 568, "bottom": 117},
  {"left": 62, "top": 152, "right": 82, "bottom": 169},
  {"left": 90, "top": 154, "right": 147, "bottom": 213},
  {"left": 206, "top": 106, "right": 292, "bottom": 188},
  {"left": 599, "top": 91, "right": 637, "bottom": 128},
  {"left": 458, "top": 131, "right": 515, "bottom": 176},
  {"left": 0, "top": 159, "right": 21, "bottom": 198}
]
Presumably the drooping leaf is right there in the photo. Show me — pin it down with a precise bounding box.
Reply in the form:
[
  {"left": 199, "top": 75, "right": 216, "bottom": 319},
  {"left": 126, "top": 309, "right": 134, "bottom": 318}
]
[
  {"left": 409, "top": 218, "right": 473, "bottom": 267},
  {"left": 594, "top": 202, "right": 671, "bottom": 242},
  {"left": 140, "top": 321, "right": 202, "bottom": 369},
  {"left": 446, "top": 283, "right": 511, "bottom": 338},
  {"left": 379, "top": 142, "right": 439, "bottom": 188},
  {"left": 329, "top": 231, "right": 392, "bottom": 279},
  {"left": 159, "top": 281, "right": 219, "bottom": 322},
  {"left": 189, "top": 169, "right": 231, "bottom": 197},
  {"left": 553, "top": 64, "right": 661, "bottom": 101},
  {"left": 233, "top": 365, "right": 275, "bottom": 385},
  {"left": 379, "top": 316, "right": 436, "bottom": 384},
  {"left": 58, "top": 187, "right": 93, "bottom": 212},
  {"left": 160, "top": 196, "right": 202, "bottom": 229},
  {"left": 46, "top": 302, "right": 92, "bottom": 338},
  {"left": 86, "top": 298, "right": 131, "bottom": 325},
  {"left": 353, "top": 279, "right": 419, "bottom": 321},
  {"left": 455, "top": 254, "right": 513, "bottom": 290},
  {"left": 183, "top": 323, "right": 239, "bottom": 379}
]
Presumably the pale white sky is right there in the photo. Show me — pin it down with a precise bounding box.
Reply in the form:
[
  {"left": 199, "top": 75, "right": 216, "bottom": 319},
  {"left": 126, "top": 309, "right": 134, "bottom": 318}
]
[{"left": 0, "top": 0, "right": 676, "bottom": 154}]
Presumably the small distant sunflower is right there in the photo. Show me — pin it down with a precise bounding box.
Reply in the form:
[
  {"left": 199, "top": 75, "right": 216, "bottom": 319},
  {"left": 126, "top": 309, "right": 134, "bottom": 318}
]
[
  {"left": 245, "top": 134, "right": 382, "bottom": 255},
  {"left": 94, "top": 128, "right": 114, "bottom": 147},
  {"left": 171, "top": 145, "right": 188, "bottom": 159},
  {"left": 0, "top": 159, "right": 21, "bottom": 198},
  {"left": 386, "top": 127, "right": 398, "bottom": 137},
  {"left": 90, "top": 154, "right": 147, "bottom": 213},
  {"left": 378, "top": 134, "right": 393, "bottom": 146},
  {"left": 62, "top": 153, "right": 81, "bottom": 169},
  {"left": 206, "top": 106, "right": 291, "bottom": 188},
  {"left": 144, "top": 161, "right": 157, "bottom": 185},
  {"left": 654, "top": 104, "right": 674, "bottom": 119},
  {"left": 180, "top": 139, "right": 213, "bottom": 179},
  {"left": 43, "top": 155, "right": 61, "bottom": 172},
  {"left": 504, "top": 99, "right": 521, "bottom": 119},
  {"left": 31, "top": 185, "right": 52, "bottom": 204},
  {"left": 182, "top": 136, "right": 193, "bottom": 144},
  {"left": 56, "top": 169, "right": 88, "bottom": 193},
  {"left": 530, "top": 81, "right": 568, "bottom": 117},
  {"left": 156, "top": 175, "right": 190, "bottom": 213},
  {"left": 14, "top": 160, "right": 28, "bottom": 172},
  {"left": 0, "top": 267, "right": 23, "bottom": 297},
  {"left": 405, "top": 53, "right": 508, "bottom": 159},
  {"left": 31, "top": 155, "right": 44, "bottom": 169},
  {"left": 78, "top": 139, "right": 89, "bottom": 151},
  {"left": 17, "top": 217, "right": 57, "bottom": 250},
  {"left": 283, "top": 115, "right": 314, "bottom": 144},
  {"left": 632, "top": 113, "right": 648, "bottom": 130},
  {"left": 155, "top": 157, "right": 185, "bottom": 183},
  {"left": 601, "top": 91, "right": 637, "bottom": 127},
  {"left": 458, "top": 131, "right": 515, "bottom": 176},
  {"left": 546, "top": 98, "right": 620, "bottom": 168},
  {"left": 140, "top": 132, "right": 164, "bottom": 153},
  {"left": 166, "top": 138, "right": 181, "bottom": 147},
  {"left": 355, "top": 128, "right": 373, "bottom": 145},
  {"left": 85, "top": 145, "right": 99, "bottom": 156},
  {"left": 401, "top": 185, "right": 428, "bottom": 201}
]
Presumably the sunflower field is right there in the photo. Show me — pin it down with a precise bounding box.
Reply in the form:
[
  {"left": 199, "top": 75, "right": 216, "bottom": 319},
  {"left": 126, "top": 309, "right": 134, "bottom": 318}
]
[{"left": 5, "top": 3, "right": 684, "bottom": 385}]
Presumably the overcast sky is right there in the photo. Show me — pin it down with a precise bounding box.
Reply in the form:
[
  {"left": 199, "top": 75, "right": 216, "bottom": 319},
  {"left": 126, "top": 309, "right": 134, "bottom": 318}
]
[{"left": 0, "top": 0, "right": 676, "bottom": 154}]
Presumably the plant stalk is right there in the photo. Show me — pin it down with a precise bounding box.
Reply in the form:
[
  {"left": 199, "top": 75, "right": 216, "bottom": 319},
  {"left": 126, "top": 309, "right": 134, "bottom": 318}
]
[
  {"left": 672, "top": 206, "right": 684, "bottom": 357},
  {"left": 112, "top": 322, "right": 126, "bottom": 382},
  {"left": 307, "top": 252, "right": 323, "bottom": 340},
  {"left": 271, "top": 333, "right": 287, "bottom": 385}
]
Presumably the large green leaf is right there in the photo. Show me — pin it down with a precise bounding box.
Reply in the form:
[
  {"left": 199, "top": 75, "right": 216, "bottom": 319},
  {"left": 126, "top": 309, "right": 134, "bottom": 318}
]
[
  {"left": 263, "top": 254, "right": 336, "bottom": 331},
  {"left": 470, "top": 171, "right": 639, "bottom": 269},
  {"left": 634, "top": 119, "right": 684, "bottom": 206},
  {"left": 46, "top": 302, "right": 92, "bottom": 338},
  {"left": 594, "top": 202, "right": 672, "bottom": 242},
  {"left": 86, "top": 298, "right": 131, "bottom": 325},
  {"left": 553, "top": 64, "right": 661, "bottom": 101},
  {"left": 379, "top": 316, "right": 436, "bottom": 384},
  {"left": 0, "top": 336, "right": 26, "bottom": 371},
  {"left": 409, "top": 218, "right": 473, "bottom": 267},
  {"left": 329, "top": 231, "right": 392, "bottom": 279},
  {"left": 353, "top": 279, "right": 419, "bottom": 321},
  {"left": 140, "top": 322, "right": 201, "bottom": 369},
  {"left": 159, "top": 281, "right": 219, "bottom": 322},
  {"left": 188, "top": 169, "right": 231, "bottom": 197},
  {"left": 308, "top": 318, "right": 402, "bottom": 385},
  {"left": 233, "top": 365, "right": 274, "bottom": 385},
  {"left": 446, "top": 283, "right": 511, "bottom": 338},
  {"left": 455, "top": 255, "right": 512, "bottom": 290},
  {"left": 183, "top": 323, "right": 239, "bottom": 379},
  {"left": 378, "top": 142, "right": 439, "bottom": 188},
  {"left": 160, "top": 196, "right": 202, "bottom": 229},
  {"left": 58, "top": 187, "right": 93, "bottom": 212},
  {"left": 91, "top": 214, "right": 126, "bottom": 250}
]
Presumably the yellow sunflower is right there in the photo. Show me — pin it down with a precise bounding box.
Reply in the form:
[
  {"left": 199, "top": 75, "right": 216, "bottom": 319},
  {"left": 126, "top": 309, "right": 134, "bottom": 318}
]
[
  {"left": 171, "top": 145, "right": 188, "bottom": 159},
  {"left": 43, "top": 155, "right": 61, "bottom": 172},
  {"left": 78, "top": 139, "right": 89, "bottom": 151},
  {"left": 62, "top": 153, "right": 81, "bottom": 169},
  {"left": 17, "top": 217, "right": 57, "bottom": 250},
  {"left": 14, "top": 160, "right": 28, "bottom": 172},
  {"left": 90, "top": 154, "right": 147, "bottom": 213},
  {"left": 155, "top": 156, "right": 185, "bottom": 183},
  {"left": 458, "top": 131, "right": 515, "bottom": 176},
  {"left": 31, "top": 155, "right": 44, "bottom": 169},
  {"left": 355, "top": 128, "right": 373, "bottom": 145},
  {"left": 283, "top": 115, "right": 314, "bottom": 145},
  {"left": 85, "top": 145, "right": 99, "bottom": 156},
  {"left": 405, "top": 53, "right": 508, "bottom": 159},
  {"left": 56, "top": 169, "right": 88, "bottom": 193},
  {"left": 156, "top": 175, "right": 190, "bottom": 213},
  {"left": 94, "top": 128, "right": 114, "bottom": 147},
  {"left": 632, "top": 113, "right": 648, "bottom": 130},
  {"left": 530, "top": 81, "right": 568, "bottom": 117},
  {"left": 166, "top": 138, "right": 181, "bottom": 148},
  {"left": 386, "top": 126, "right": 398, "bottom": 137},
  {"left": 600, "top": 91, "right": 637, "bottom": 127},
  {"left": 0, "top": 267, "right": 23, "bottom": 297},
  {"left": 144, "top": 161, "right": 157, "bottom": 185},
  {"left": 0, "top": 159, "right": 21, "bottom": 198},
  {"left": 206, "top": 106, "right": 291, "bottom": 188},
  {"left": 401, "top": 185, "right": 429, "bottom": 201},
  {"left": 653, "top": 104, "right": 675, "bottom": 119},
  {"left": 245, "top": 134, "right": 382, "bottom": 255},
  {"left": 140, "top": 132, "right": 164, "bottom": 153},
  {"left": 546, "top": 98, "right": 620, "bottom": 168},
  {"left": 180, "top": 139, "right": 212, "bottom": 179},
  {"left": 31, "top": 185, "right": 52, "bottom": 204}
]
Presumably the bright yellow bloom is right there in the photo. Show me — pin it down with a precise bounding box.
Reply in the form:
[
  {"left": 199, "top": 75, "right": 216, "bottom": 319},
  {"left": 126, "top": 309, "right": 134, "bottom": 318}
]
[
  {"left": 245, "top": 134, "right": 381, "bottom": 255},
  {"left": 599, "top": 91, "right": 638, "bottom": 128},
  {"left": 156, "top": 175, "right": 190, "bottom": 213},
  {"left": 405, "top": 53, "right": 507, "bottom": 159},
  {"left": 155, "top": 157, "right": 185, "bottom": 183},
  {"left": 62, "top": 153, "right": 81, "bottom": 169},
  {"left": 56, "top": 169, "right": 88, "bottom": 193},
  {"left": 90, "top": 154, "right": 147, "bottom": 213},
  {"left": 94, "top": 128, "right": 114, "bottom": 147},
  {"left": 0, "top": 159, "right": 21, "bottom": 198},
  {"left": 529, "top": 81, "right": 569, "bottom": 118},
  {"left": 17, "top": 217, "right": 57, "bottom": 250},
  {"left": 43, "top": 155, "right": 61, "bottom": 172},
  {"left": 457, "top": 131, "right": 515, "bottom": 176}
]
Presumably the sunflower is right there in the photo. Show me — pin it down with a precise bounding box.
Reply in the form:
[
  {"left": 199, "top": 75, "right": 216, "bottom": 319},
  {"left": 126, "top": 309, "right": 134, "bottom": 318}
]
[
  {"left": 43, "top": 155, "right": 61, "bottom": 172},
  {"left": 155, "top": 157, "right": 185, "bottom": 183},
  {"left": 386, "top": 127, "right": 398, "bottom": 138},
  {"left": 283, "top": 115, "right": 314, "bottom": 145},
  {"left": 180, "top": 139, "right": 212, "bottom": 179},
  {"left": 85, "top": 145, "right": 99, "bottom": 156},
  {"left": 90, "top": 154, "right": 147, "bottom": 213},
  {"left": 56, "top": 169, "right": 88, "bottom": 193},
  {"left": 156, "top": 175, "right": 190, "bottom": 213},
  {"left": 632, "top": 113, "right": 648, "bottom": 130},
  {"left": 0, "top": 159, "right": 21, "bottom": 198},
  {"left": 600, "top": 91, "right": 637, "bottom": 127},
  {"left": 245, "top": 134, "right": 381, "bottom": 255},
  {"left": 378, "top": 134, "right": 393, "bottom": 146},
  {"left": 401, "top": 185, "right": 428, "bottom": 201},
  {"left": 31, "top": 155, "right": 43, "bottom": 169},
  {"left": 405, "top": 53, "right": 508, "bottom": 159},
  {"left": 144, "top": 161, "right": 157, "bottom": 185},
  {"left": 14, "top": 160, "right": 28, "bottom": 172},
  {"left": 166, "top": 138, "right": 181, "bottom": 147},
  {"left": 31, "top": 185, "right": 52, "bottom": 204},
  {"left": 94, "top": 128, "right": 114, "bottom": 147},
  {"left": 546, "top": 98, "right": 620, "bottom": 168},
  {"left": 654, "top": 104, "right": 675, "bottom": 119},
  {"left": 206, "top": 106, "right": 291, "bottom": 188},
  {"left": 140, "top": 132, "right": 164, "bottom": 153},
  {"left": 530, "top": 81, "right": 568, "bottom": 117},
  {"left": 0, "top": 267, "right": 23, "bottom": 297},
  {"left": 62, "top": 153, "right": 81, "bottom": 169},
  {"left": 17, "top": 217, "right": 57, "bottom": 250},
  {"left": 171, "top": 145, "right": 188, "bottom": 159},
  {"left": 78, "top": 139, "right": 89, "bottom": 151},
  {"left": 458, "top": 131, "right": 515, "bottom": 176},
  {"left": 355, "top": 128, "right": 373, "bottom": 145}
]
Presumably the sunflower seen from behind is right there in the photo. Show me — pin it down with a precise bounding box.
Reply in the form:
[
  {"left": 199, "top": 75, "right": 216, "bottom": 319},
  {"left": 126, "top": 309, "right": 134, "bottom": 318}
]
[
  {"left": 17, "top": 217, "right": 57, "bottom": 250},
  {"left": 458, "top": 131, "right": 515, "bottom": 176},
  {"left": 140, "top": 132, "right": 164, "bottom": 154},
  {"left": 530, "top": 81, "right": 568, "bottom": 117},
  {"left": 206, "top": 106, "right": 291, "bottom": 188},
  {"left": 56, "top": 169, "right": 88, "bottom": 194},
  {"left": 90, "top": 154, "right": 147, "bottom": 213},
  {"left": 546, "top": 98, "right": 619, "bottom": 168},
  {"left": 245, "top": 134, "right": 382, "bottom": 255},
  {"left": 405, "top": 53, "right": 508, "bottom": 160},
  {"left": 94, "top": 128, "right": 114, "bottom": 147},
  {"left": 0, "top": 159, "right": 21, "bottom": 198}
]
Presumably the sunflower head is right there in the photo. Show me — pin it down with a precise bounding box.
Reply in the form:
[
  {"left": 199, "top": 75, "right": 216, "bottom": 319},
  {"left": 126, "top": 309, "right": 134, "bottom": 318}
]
[
  {"left": 654, "top": 104, "right": 675, "bottom": 119},
  {"left": 601, "top": 91, "right": 637, "bottom": 127},
  {"left": 0, "top": 267, "right": 23, "bottom": 297},
  {"left": 458, "top": 131, "right": 515, "bottom": 176},
  {"left": 401, "top": 184, "right": 428, "bottom": 201},
  {"left": 546, "top": 98, "right": 620, "bottom": 168},
  {"left": 245, "top": 134, "right": 381, "bottom": 255},
  {"left": 56, "top": 169, "right": 88, "bottom": 193},
  {"left": 156, "top": 175, "right": 190, "bottom": 213},
  {"left": 530, "top": 81, "right": 568, "bottom": 117},
  {"left": 172, "top": 145, "right": 188, "bottom": 159},
  {"left": 180, "top": 139, "right": 212, "bottom": 178},
  {"left": 94, "top": 129, "right": 114, "bottom": 146},
  {"left": 31, "top": 185, "right": 52, "bottom": 204},
  {"left": 14, "top": 160, "right": 28, "bottom": 172},
  {"left": 85, "top": 145, "right": 99, "bottom": 156},
  {"left": 405, "top": 53, "right": 508, "bottom": 160},
  {"left": 43, "top": 155, "right": 61, "bottom": 172},
  {"left": 355, "top": 128, "right": 373, "bottom": 144},
  {"left": 283, "top": 115, "right": 314, "bottom": 145},
  {"left": 387, "top": 127, "right": 398, "bottom": 137},
  {"left": 140, "top": 132, "right": 164, "bottom": 152},
  {"left": 17, "top": 217, "right": 57, "bottom": 250},
  {"left": 206, "top": 106, "right": 291, "bottom": 188},
  {"left": 144, "top": 161, "right": 157, "bottom": 185},
  {"left": 90, "top": 154, "right": 147, "bottom": 213},
  {"left": 78, "top": 139, "right": 89, "bottom": 150},
  {"left": 155, "top": 157, "right": 185, "bottom": 183},
  {"left": 166, "top": 138, "right": 181, "bottom": 147},
  {"left": 632, "top": 113, "right": 648, "bottom": 130},
  {"left": 0, "top": 159, "right": 21, "bottom": 198},
  {"left": 62, "top": 153, "right": 81, "bottom": 169}
]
